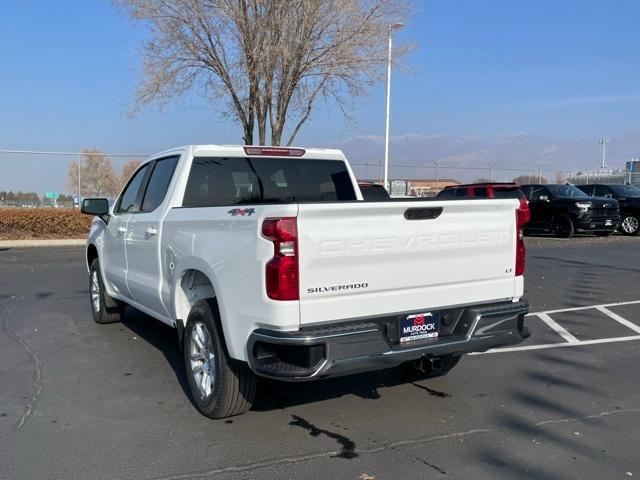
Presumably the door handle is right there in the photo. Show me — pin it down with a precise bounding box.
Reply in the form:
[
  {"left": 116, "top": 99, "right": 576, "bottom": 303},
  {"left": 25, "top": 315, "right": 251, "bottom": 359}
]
[
  {"left": 145, "top": 226, "right": 158, "bottom": 236},
  {"left": 118, "top": 226, "right": 127, "bottom": 234}
]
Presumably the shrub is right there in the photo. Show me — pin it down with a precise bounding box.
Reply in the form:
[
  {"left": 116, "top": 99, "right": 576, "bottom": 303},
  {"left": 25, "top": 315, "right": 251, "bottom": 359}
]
[{"left": 0, "top": 208, "right": 92, "bottom": 240}]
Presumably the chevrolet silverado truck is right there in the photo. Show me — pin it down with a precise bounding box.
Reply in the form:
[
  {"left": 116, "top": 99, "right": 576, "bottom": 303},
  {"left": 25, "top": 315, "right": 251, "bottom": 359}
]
[
  {"left": 81, "top": 145, "right": 529, "bottom": 419},
  {"left": 521, "top": 184, "right": 620, "bottom": 238}
]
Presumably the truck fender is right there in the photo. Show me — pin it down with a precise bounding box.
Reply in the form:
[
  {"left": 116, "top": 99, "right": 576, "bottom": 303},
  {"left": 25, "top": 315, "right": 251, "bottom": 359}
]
[{"left": 171, "top": 258, "right": 229, "bottom": 350}]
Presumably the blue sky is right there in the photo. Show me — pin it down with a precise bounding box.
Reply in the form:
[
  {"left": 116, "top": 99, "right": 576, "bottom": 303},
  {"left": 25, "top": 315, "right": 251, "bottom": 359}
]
[{"left": 1, "top": 0, "right": 639, "bottom": 191}]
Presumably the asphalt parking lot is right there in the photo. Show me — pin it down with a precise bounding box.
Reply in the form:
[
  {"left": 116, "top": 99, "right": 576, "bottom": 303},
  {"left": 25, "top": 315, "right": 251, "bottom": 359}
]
[{"left": 1, "top": 236, "right": 639, "bottom": 480}]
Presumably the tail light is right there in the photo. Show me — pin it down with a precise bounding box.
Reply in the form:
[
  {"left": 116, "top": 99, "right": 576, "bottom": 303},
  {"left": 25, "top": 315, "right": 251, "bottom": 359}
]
[
  {"left": 262, "top": 217, "right": 299, "bottom": 300},
  {"left": 515, "top": 203, "right": 527, "bottom": 276}
]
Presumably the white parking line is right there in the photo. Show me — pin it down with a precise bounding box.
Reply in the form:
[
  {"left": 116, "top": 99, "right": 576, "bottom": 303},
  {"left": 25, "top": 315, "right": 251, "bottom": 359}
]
[
  {"left": 472, "top": 300, "right": 640, "bottom": 355},
  {"left": 536, "top": 312, "right": 579, "bottom": 344},
  {"left": 527, "top": 299, "right": 640, "bottom": 317},
  {"left": 476, "top": 335, "right": 640, "bottom": 354},
  {"left": 595, "top": 306, "right": 640, "bottom": 334}
]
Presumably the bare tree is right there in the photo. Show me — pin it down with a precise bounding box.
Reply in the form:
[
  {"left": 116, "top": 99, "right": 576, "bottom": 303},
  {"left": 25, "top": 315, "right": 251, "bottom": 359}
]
[
  {"left": 117, "top": 0, "right": 411, "bottom": 145},
  {"left": 120, "top": 159, "right": 142, "bottom": 187},
  {"left": 67, "top": 149, "right": 120, "bottom": 198}
]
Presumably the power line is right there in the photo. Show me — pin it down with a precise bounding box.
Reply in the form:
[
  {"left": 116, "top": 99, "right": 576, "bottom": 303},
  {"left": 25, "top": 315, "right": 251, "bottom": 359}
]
[{"left": 0, "top": 149, "right": 149, "bottom": 157}]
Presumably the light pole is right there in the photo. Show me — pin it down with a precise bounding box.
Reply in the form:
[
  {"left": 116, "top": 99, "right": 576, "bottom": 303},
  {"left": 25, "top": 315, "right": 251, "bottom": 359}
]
[
  {"left": 599, "top": 138, "right": 610, "bottom": 170},
  {"left": 77, "top": 154, "right": 81, "bottom": 208},
  {"left": 383, "top": 22, "right": 405, "bottom": 191}
]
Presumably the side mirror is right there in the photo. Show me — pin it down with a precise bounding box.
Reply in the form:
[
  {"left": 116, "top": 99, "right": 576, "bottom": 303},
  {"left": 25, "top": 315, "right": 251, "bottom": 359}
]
[{"left": 81, "top": 198, "right": 110, "bottom": 217}]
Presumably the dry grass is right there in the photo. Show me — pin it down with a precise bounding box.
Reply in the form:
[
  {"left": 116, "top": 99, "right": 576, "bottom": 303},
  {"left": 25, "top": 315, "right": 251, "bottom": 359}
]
[{"left": 0, "top": 208, "right": 91, "bottom": 240}]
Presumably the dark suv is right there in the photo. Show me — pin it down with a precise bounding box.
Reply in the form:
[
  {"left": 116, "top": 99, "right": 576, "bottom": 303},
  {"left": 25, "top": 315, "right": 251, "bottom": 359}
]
[
  {"left": 520, "top": 184, "right": 620, "bottom": 238},
  {"left": 576, "top": 184, "right": 640, "bottom": 236}
]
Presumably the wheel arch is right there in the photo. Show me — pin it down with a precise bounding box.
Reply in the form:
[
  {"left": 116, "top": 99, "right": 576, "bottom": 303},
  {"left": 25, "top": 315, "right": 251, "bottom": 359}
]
[
  {"left": 86, "top": 244, "right": 98, "bottom": 271},
  {"left": 173, "top": 267, "right": 230, "bottom": 354}
]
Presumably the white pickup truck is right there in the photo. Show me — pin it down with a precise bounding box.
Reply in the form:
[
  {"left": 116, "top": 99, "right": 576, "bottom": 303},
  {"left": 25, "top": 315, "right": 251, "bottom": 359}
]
[{"left": 82, "top": 145, "right": 529, "bottom": 418}]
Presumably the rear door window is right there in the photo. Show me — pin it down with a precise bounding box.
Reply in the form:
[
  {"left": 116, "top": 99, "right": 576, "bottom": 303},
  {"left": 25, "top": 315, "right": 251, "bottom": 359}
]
[
  {"left": 141, "top": 156, "right": 179, "bottom": 212},
  {"left": 182, "top": 157, "right": 356, "bottom": 207},
  {"left": 474, "top": 187, "right": 488, "bottom": 198}
]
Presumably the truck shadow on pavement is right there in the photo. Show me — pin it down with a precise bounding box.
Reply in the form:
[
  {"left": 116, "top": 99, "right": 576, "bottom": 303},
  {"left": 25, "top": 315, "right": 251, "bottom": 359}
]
[
  {"left": 116, "top": 304, "right": 453, "bottom": 412},
  {"left": 119, "top": 307, "right": 194, "bottom": 405}
]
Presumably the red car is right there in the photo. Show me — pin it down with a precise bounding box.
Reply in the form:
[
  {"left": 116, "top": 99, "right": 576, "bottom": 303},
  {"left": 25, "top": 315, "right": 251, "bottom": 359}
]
[{"left": 437, "top": 182, "right": 531, "bottom": 224}]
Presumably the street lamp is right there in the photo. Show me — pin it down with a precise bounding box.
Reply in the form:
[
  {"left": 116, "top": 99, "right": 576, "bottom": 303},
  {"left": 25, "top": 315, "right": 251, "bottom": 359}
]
[{"left": 383, "top": 22, "right": 405, "bottom": 191}]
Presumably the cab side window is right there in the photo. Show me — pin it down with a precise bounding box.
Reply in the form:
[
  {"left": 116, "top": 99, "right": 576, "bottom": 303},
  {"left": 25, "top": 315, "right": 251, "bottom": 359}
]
[
  {"left": 579, "top": 185, "right": 595, "bottom": 196},
  {"left": 141, "top": 156, "right": 179, "bottom": 212},
  {"left": 529, "top": 186, "right": 550, "bottom": 201},
  {"left": 594, "top": 185, "right": 613, "bottom": 198},
  {"left": 116, "top": 164, "right": 150, "bottom": 214},
  {"left": 520, "top": 185, "right": 533, "bottom": 200}
]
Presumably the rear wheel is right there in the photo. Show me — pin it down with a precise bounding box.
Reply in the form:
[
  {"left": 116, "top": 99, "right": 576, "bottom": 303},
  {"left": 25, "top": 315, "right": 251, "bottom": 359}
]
[
  {"left": 183, "top": 300, "right": 257, "bottom": 419},
  {"left": 553, "top": 215, "right": 574, "bottom": 238},
  {"left": 89, "top": 259, "right": 124, "bottom": 324},
  {"left": 620, "top": 214, "right": 640, "bottom": 236}
]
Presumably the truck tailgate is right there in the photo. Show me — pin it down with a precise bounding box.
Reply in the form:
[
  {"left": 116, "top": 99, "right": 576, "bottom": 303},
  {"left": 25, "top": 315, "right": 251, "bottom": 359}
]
[{"left": 297, "top": 199, "right": 520, "bottom": 325}]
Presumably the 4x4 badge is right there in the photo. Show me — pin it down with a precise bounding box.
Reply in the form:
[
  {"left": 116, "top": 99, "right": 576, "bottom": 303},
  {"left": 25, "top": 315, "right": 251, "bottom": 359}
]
[{"left": 228, "top": 208, "right": 255, "bottom": 216}]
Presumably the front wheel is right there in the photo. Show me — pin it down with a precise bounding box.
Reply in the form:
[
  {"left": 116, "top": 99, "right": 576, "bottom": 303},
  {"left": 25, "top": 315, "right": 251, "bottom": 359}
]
[
  {"left": 553, "top": 215, "right": 575, "bottom": 238},
  {"left": 89, "top": 259, "right": 124, "bottom": 324},
  {"left": 183, "top": 300, "right": 257, "bottom": 419},
  {"left": 620, "top": 214, "right": 640, "bottom": 236}
]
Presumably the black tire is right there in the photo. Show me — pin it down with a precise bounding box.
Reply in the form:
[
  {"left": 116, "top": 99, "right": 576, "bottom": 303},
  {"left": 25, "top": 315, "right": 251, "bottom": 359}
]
[
  {"left": 89, "top": 259, "right": 124, "bottom": 324},
  {"left": 620, "top": 214, "right": 640, "bottom": 236},
  {"left": 553, "top": 215, "right": 575, "bottom": 238},
  {"left": 595, "top": 231, "right": 614, "bottom": 237},
  {"left": 183, "top": 300, "right": 257, "bottom": 419},
  {"left": 400, "top": 354, "right": 462, "bottom": 380}
]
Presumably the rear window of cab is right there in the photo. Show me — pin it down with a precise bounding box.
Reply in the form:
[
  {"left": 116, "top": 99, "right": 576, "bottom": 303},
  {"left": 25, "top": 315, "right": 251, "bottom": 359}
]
[{"left": 182, "top": 157, "right": 357, "bottom": 207}]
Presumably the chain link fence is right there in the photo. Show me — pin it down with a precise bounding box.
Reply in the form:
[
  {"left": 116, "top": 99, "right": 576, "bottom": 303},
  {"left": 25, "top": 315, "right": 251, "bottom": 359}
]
[
  {"left": 0, "top": 149, "right": 638, "bottom": 205},
  {"left": 350, "top": 162, "right": 639, "bottom": 197},
  {"left": 0, "top": 149, "right": 149, "bottom": 208}
]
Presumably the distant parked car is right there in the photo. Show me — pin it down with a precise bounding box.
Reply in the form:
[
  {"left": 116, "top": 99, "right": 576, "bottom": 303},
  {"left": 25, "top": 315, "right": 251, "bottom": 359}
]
[
  {"left": 437, "top": 182, "right": 530, "bottom": 224},
  {"left": 358, "top": 182, "right": 391, "bottom": 201},
  {"left": 576, "top": 184, "right": 640, "bottom": 236},
  {"left": 520, "top": 184, "right": 620, "bottom": 238}
]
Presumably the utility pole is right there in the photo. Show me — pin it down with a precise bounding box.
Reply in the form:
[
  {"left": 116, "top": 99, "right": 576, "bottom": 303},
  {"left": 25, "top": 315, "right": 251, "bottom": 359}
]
[
  {"left": 383, "top": 22, "right": 405, "bottom": 191},
  {"left": 599, "top": 138, "right": 610, "bottom": 170}
]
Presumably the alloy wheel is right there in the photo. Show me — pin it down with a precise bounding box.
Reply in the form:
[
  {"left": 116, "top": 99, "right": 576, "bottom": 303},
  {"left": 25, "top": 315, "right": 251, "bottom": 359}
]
[
  {"left": 621, "top": 216, "right": 639, "bottom": 234},
  {"left": 90, "top": 270, "right": 101, "bottom": 313},
  {"left": 190, "top": 321, "right": 216, "bottom": 398}
]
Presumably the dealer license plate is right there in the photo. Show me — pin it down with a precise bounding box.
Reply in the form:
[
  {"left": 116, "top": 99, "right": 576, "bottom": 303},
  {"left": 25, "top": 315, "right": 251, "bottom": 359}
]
[{"left": 399, "top": 312, "right": 440, "bottom": 344}]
